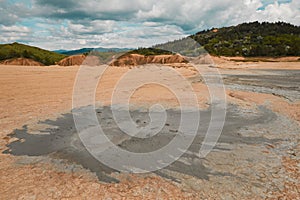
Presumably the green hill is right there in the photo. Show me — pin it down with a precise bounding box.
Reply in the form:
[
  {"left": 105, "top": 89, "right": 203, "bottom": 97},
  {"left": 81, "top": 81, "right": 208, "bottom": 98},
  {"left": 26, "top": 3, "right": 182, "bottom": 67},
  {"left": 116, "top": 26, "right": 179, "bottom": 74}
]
[
  {"left": 154, "top": 22, "right": 300, "bottom": 57},
  {"left": 190, "top": 21, "right": 300, "bottom": 57},
  {"left": 0, "top": 42, "right": 66, "bottom": 65}
]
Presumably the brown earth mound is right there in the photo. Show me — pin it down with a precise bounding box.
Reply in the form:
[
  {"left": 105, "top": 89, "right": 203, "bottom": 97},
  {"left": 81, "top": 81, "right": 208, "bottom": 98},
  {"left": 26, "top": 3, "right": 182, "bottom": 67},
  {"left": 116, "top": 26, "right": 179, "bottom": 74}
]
[
  {"left": 57, "top": 55, "right": 86, "bottom": 66},
  {"left": 110, "top": 54, "right": 188, "bottom": 67},
  {"left": 0, "top": 58, "right": 44, "bottom": 66}
]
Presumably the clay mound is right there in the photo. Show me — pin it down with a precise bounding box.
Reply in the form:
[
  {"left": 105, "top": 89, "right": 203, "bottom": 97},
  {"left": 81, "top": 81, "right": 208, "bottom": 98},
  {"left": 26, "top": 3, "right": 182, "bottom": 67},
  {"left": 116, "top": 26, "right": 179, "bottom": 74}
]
[
  {"left": 0, "top": 58, "right": 44, "bottom": 66},
  {"left": 110, "top": 54, "right": 188, "bottom": 67},
  {"left": 81, "top": 55, "right": 101, "bottom": 66},
  {"left": 57, "top": 55, "right": 86, "bottom": 66}
]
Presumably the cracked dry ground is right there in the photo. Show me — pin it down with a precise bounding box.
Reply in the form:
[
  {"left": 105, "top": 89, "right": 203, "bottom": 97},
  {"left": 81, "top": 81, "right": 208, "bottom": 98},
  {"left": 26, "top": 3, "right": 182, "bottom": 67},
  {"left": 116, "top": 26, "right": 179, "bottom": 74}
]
[{"left": 0, "top": 61, "right": 299, "bottom": 199}]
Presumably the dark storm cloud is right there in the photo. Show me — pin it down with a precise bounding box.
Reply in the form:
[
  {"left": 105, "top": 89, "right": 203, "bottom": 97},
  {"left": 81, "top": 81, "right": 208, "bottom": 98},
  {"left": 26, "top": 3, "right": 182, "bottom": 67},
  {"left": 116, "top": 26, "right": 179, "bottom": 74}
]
[
  {"left": 33, "top": 0, "right": 143, "bottom": 22},
  {"left": 34, "top": 0, "right": 78, "bottom": 9}
]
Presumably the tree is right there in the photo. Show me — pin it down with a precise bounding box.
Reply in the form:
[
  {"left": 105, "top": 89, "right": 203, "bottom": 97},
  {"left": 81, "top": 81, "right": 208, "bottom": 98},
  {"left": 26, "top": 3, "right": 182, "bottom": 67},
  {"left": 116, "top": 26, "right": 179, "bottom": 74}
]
[{"left": 22, "top": 50, "right": 30, "bottom": 58}]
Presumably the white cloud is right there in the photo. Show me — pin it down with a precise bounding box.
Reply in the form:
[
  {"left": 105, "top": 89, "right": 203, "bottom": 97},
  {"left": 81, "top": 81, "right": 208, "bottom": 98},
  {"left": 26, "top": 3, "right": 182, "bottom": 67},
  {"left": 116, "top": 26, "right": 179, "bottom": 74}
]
[
  {"left": 68, "top": 20, "right": 116, "bottom": 34},
  {"left": 0, "top": 25, "right": 32, "bottom": 43},
  {"left": 1, "top": 25, "right": 31, "bottom": 32},
  {"left": 258, "top": 1, "right": 300, "bottom": 24}
]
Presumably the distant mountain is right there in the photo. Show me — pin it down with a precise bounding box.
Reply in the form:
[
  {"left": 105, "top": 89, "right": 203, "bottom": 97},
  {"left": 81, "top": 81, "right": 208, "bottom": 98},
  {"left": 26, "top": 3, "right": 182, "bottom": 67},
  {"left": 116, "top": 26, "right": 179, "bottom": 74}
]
[
  {"left": 54, "top": 47, "right": 133, "bottom": 56},
  {"left": 0, "top": 42, "right": 66, "bottom": 65},
  {"left": 154, "top": 21, "right": 300, "bottom": 57},
  {"left": 53, "top": 49, "right": 70, "bottom": 54}
]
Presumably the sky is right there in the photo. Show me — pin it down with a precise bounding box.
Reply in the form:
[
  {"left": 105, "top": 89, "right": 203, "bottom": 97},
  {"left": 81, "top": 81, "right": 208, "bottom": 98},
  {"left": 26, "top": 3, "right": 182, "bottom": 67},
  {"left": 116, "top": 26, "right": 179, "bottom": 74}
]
[{"left": 0, "top": 0, "right": 299, "bottom": 50}]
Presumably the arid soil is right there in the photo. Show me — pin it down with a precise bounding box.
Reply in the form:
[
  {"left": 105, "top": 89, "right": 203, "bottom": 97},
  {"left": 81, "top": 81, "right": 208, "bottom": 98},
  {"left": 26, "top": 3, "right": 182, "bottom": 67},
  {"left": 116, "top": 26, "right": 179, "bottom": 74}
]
[{"left": 0, "top": 58, "right": 299, "bottom": 199}]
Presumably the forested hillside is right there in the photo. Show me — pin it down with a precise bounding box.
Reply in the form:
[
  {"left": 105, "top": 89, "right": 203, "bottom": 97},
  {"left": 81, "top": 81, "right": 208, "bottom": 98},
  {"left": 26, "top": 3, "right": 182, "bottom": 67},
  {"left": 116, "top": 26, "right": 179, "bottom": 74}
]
[
  {"left": 191, "top": 21, "right": 300, "bottom": 57},
  {"left": 0, "top": 43, "right": 66, "bottom": 65},
  {"left": 154, "top": 22, "right": 300, "bottom": 57}
]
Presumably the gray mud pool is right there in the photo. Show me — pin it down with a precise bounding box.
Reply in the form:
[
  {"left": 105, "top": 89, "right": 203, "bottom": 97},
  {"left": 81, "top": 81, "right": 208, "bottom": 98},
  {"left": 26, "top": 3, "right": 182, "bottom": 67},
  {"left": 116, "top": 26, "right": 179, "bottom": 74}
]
[{"left": 4, "top": 105, "right": 281, "bottom": 183}]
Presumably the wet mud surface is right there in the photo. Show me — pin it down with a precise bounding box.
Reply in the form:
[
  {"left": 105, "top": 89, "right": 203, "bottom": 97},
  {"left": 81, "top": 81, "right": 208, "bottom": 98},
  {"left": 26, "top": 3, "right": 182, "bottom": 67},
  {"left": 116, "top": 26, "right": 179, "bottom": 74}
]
[
  {"left": 4, "top": 105, "right": 280, "bottom": 183},
  {"left": 224, "top": 69, "right": 300, "bottom": 101}
]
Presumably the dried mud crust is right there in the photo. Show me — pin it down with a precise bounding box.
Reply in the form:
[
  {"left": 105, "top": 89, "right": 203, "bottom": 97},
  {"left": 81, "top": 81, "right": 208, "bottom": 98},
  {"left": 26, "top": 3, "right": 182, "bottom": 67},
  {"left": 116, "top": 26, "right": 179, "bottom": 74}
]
[
  {"left": 0, "top": 156, "right": 199, "bottom": 199},
  {"left": 222, "top": 68, "right": 300, "bottom": 125}
]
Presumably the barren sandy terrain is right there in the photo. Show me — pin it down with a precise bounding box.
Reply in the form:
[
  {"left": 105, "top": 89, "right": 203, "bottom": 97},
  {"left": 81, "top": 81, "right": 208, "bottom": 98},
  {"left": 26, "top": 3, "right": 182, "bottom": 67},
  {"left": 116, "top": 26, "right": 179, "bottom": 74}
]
[{"left": 0, "top": 58, "right": 299, "bottom": 199}]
